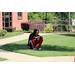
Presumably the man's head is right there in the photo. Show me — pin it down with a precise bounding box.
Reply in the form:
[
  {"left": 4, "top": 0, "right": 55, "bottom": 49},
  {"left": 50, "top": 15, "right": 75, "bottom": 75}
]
[{"left": 33, "top": 29, "right": 39, "bottom": 36}]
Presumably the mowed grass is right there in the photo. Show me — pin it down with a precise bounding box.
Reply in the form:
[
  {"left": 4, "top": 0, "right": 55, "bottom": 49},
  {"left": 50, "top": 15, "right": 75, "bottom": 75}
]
[
  {"left": 0, "top": 57, "right": 8, "bottom": 61},
  {"left": 1, "top": 33, "right": 75, "bottom": 57},
  {"left": 0, "top": 32, "right": 23, "bottom": 39}
]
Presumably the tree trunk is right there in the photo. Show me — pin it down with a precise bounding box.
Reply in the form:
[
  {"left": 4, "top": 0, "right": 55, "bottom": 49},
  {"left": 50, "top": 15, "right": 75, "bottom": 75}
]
[{"left": 68, "top": 12, "right": 70, "bottom": 31}]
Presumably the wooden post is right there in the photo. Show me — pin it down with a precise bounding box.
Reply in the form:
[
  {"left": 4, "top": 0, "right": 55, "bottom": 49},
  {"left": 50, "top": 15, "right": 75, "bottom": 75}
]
[
  {"left": 44, "top": 23, "right": 45, "bottom": 33},
  {"left": 54, "top": 21, "right": 55, "bottom": 32},
  {"left": 57, "top": 20, "right": 58, "bottom": 32},
  {"left": 61, "top": 21, "right": 62, "bottom": 33},
  {"left": 68, "top": 12, "right": 70, "bottom": 32}
]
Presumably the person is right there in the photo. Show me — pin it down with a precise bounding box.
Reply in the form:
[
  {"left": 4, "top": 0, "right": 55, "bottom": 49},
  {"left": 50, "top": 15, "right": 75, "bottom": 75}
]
[{"left": 28, "top": 29, "right": 43, "bottom": 50}]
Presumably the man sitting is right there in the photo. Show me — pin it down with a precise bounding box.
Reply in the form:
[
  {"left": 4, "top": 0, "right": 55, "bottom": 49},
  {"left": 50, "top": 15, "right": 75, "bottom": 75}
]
[{"left": 28, "top": 29, "right": 43, "bottom": 50}]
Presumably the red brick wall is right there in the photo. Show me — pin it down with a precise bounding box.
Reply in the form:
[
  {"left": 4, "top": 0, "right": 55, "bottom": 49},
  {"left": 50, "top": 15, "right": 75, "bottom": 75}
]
[
  {"left": 0, "top": 12, "right": 28, "bottom": 30},
  {"left": 12, "top": 12, "right": 28, "bottom": 30},
  {"left": 12, "top": 12, "right": 17, "bottom": 29},
  {"left": 0, "top": 12, "right": 2, "bottom": 30}
]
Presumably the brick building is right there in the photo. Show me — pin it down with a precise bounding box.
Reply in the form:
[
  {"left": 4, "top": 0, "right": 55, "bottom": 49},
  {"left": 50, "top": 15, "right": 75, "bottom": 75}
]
[{"left": 0, "top": 12, "right": 28, "bottom": 30}]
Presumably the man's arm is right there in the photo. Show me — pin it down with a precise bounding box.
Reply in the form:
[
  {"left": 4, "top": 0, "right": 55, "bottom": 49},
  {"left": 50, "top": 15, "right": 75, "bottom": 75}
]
[
  {"left": 35, "top": 36, "right": 40, "bottom": 39},
  {"left": 29, "top": 34, "right": 43, "bottom": 40},
  {"left": 35, "top": 35, "right": 43, "bottom": 39}
]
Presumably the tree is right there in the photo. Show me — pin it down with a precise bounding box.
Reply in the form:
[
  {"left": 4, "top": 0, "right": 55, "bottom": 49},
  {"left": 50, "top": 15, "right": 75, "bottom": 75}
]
[
  {"left": 28, "top": 12, "right": 75, "bottom": 21},
  {"left": 28, "top": 12, "right": 56, "bottom": 21},
  {"left": 55, "top": 12, "right": 68, "bottom": 20},
  {"left": 55, "top": 12, "right": 75, "bottom": 21}
]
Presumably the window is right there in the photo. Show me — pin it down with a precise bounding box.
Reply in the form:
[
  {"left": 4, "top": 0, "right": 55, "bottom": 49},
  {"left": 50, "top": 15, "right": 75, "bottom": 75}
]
[
  {"left": 5, "top": 12, "right": 8, "bottom": 15},
  {"left": 18, "top": 12, "right": 22, "bottom": 18},
  {"left": 2, "top": 12, "right": 12, "bottom": 28}
]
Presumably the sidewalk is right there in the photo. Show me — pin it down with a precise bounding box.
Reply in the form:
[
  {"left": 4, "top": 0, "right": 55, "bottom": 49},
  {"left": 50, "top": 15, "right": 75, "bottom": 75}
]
[
  {"left": 0, "top": 33, "right": 30, "bottom": 47},
  {"left": 0, "top": 51, "right": 74, "bottom": 62},
  {"left": 0, "top": 33, "right": 74, "bottom": 62},
  {"left": 0, "top": 33, "right": 49, "bottom": 46}
]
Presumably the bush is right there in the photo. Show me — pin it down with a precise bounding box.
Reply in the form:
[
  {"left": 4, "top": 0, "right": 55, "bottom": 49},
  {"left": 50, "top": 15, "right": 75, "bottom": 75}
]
[
  {"left": 23, "top": 30, "right": 33, "bottom": 33},
  {"left": 21, "top": 21, "right": 45, "bottom": 31},
  {"left": 14, "top": 30, "right": 24, "bottom": 32},
  {"left": 0, "top": 30, "right": 7, "bottom": 36},
  {"left": 14, "top": 30, "right": 33, "bottom": 33},
  {"left": 29, "top": 21, "right": 45, "bottom": 31},
  {"left": 5, "top": 27, "right": 16, "bottom": 32},
  {"left": 0, "top": 30, "right": 7, "bottom": 34},
  {"left": 21, "top": 22, "right": 30, "bottom": 30},
  {"left": 44, "top": 26, "right": 53, "bottom": 32}
]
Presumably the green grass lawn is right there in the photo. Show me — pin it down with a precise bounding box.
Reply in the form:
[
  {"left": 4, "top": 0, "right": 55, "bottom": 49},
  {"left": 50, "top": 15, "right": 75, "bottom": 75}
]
[
  {"left": 1, "top": 33, "right": 75, "bottom": 57},
  {"left": 0, "top": 32, "right": 23, "bottom": 39},
  {"left": 0, "top": 57, "right": 8, "bottom": 61}
]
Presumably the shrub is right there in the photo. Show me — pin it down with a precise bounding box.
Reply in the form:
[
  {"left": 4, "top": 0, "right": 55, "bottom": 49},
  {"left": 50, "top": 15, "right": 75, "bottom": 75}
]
[
  {"left": 21, "top": 22, "right": 30, "bottom": 30},
  {"left": 5, "top": 27, "right": 16, "bottom": 32},
  {"left": 29, "top": 21, "right": 45, "bottom": 31},
  {"left": 24, "top": 30, "right": 33, "bottom": 33},
  {"left": 0, "top": 30, "right": 7, "bottom": 36},
  {"left": 14, "top": 30, "right": 24, "bottom": 32},
  {"left": 21, "top": 21, "right": 45, "bottom": 31},
  {"left": 14, "top": 30, "right": 33, "bottom": 33},
  {"left": 0, "top": 30, "right": 7, "bottom": 34},
  {"left": 44, "top": 26, "right": 53, "bottom": 32}
]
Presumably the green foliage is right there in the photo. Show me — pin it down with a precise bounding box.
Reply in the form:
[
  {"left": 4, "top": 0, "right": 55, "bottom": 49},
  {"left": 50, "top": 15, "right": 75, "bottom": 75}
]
[
  {"left": 55, "top": 12, "right": 68, "bottom": 20},
  {"left": 69, "top": 26, "right": 75, "bottom": 30},
  {"left": 0, "top": 30, "right": 7, "bottom": 36},
  {"left": 28, "top": 12, "right": 75, "bottom": 21},
  {"left": 0, "top": 57, "right": 8, "bottom": 61},
  {"left": 58, "top": 26, "right": 61, "bottom": 31},
  {"left": 14, "top": 30, "right": 24, "bottom": 32},
  {"left": 14, "top": 30, "right": 33, "bottom": 33},
  {"left": 65, "top": 25, "right": 75, "bottom": 30},
  {"left": 0, "top": 30, "right": 7, "bottom": 34},
  {"left": 28, "top": 12, "right": 56, "bottom": 21},
  {"left": 44, "top": 26, "right": 53, "bottom": 32},
  {"left": 55, "top": 12, "right": 75, "bottom": 21},
  {"left": 72, "top": 26, "right": 75, "bottom": 30}
]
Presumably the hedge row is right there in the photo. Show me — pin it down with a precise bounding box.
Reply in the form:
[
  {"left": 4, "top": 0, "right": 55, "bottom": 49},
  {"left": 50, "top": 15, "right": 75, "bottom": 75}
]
[{"left": 14, "top": 30, "right": 33, "bottom": 33}]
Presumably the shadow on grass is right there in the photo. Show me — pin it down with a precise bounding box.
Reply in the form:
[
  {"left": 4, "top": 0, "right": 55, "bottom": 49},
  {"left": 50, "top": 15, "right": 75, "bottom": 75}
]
[
  {"left": 58, "top": 33, "right": 75, "bottom": 37},
  {"left": 0, "top": 43, "right": 75, "bottom": 52},
  {"left": 41, "top": 45, "right": 75, "bottom": 52}
]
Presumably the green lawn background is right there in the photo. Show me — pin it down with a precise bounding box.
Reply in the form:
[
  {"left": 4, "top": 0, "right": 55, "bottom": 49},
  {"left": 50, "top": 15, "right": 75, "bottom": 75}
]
[{"left": 1, "top": 33, "right": 75, "bottom": 57}]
